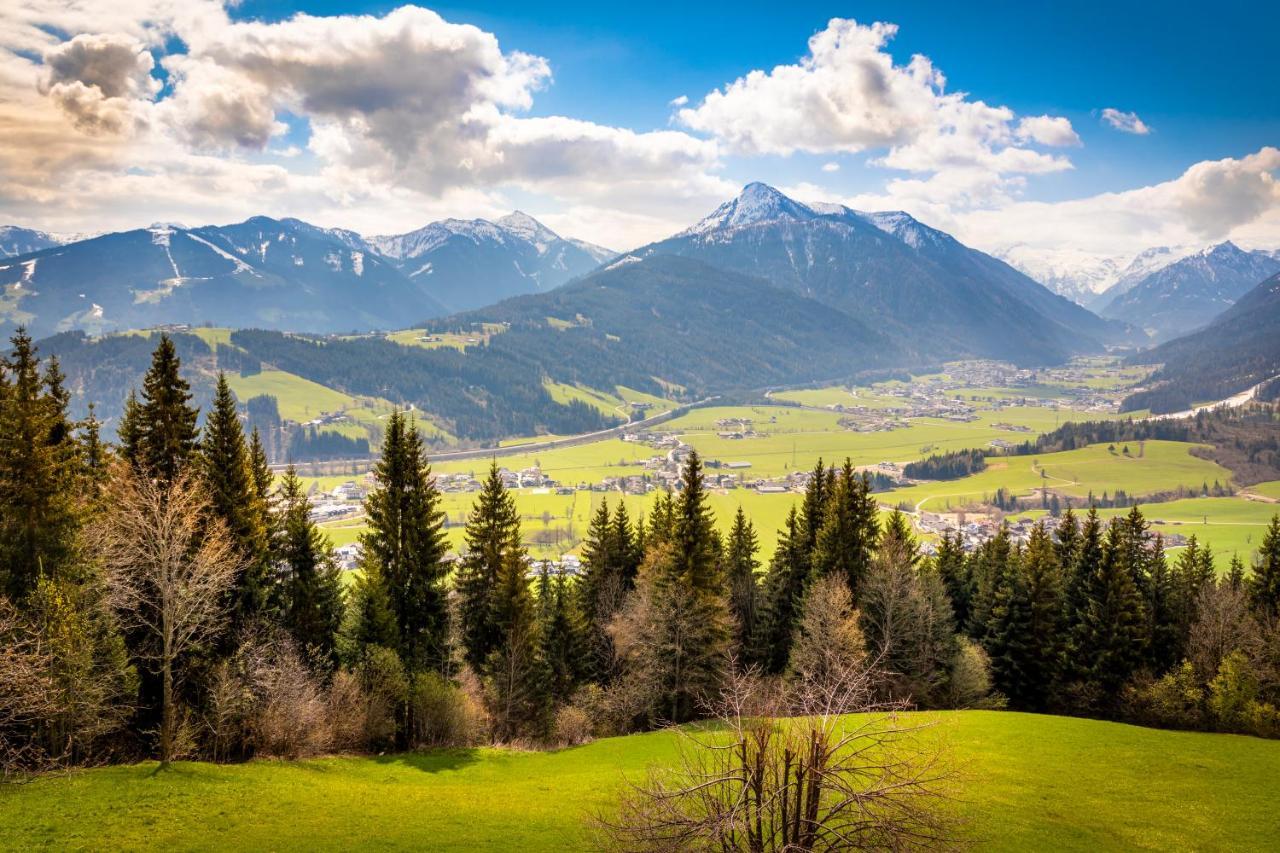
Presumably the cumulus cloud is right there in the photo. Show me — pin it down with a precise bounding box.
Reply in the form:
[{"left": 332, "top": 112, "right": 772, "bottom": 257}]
[
  {"left": 1016, "top": 115, "right": 1081, "bottom": 146},
  {"left": 40, "top": 32, "right": 160, "bottom": 134},
  {"left": 1101, "top": 108, "right": 1151, "bottom": 135},
  {"left": 677, "top": 17, "right": 1074, "bottom": 188}
]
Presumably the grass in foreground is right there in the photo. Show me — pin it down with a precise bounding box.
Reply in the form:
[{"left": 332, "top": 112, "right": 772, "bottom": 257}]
[{"left": 3, "top": 712, "right": 1278, "bottom": 851}]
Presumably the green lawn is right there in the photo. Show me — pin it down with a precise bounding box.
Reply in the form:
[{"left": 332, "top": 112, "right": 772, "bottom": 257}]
[
  {"left": 3, "top": 712, "right": 1277, "bottom": 851},
  {"left": 886, "top": 441, "right": 1231, "bottom": 512}
]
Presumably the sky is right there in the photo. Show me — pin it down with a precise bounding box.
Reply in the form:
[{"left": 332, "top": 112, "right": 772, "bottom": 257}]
[{"left": 1, "top": 0, "right": 1277, "bottom": 268}]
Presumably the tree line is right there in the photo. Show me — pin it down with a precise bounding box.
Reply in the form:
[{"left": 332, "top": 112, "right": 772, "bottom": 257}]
[{"left": 5, "top": 330, "right": 1280, "bottom": 781}]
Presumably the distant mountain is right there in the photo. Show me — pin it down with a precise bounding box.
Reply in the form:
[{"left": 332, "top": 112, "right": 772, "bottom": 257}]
[
  {"left": 369, "top": 212, "right": 615, "bottom": 312},
  {"left": 0, "top": 217, "right": 449, "bottom": 338},
  {"left": 633, "top": 183, "right": 1123, "bottom": 366},
  {"left": 1100, "top": 242, "right": 1280, "bottom": 341},
  {"left": 437, "top": 252, "right": 902, "bottom": 394},
  {"left": 995, "top": 244, "right": 1189, "bottom": 307},
  {"left": 1086, "top": 246, "right": 1190, "bottom": 311},
  {"left": 0, "top": 226, "right": 65, "bottom": 258},
  {"left": 1123, "top": 272, "right": 1280, "bottom": 414}
]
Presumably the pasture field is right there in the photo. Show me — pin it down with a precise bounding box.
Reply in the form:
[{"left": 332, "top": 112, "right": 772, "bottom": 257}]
[
  {"left": 1010, "top": 496, "right": 1280, "bottom": 569},
  {"left": 1248, "top": 480, "right": 1280, "bottom": 500},
  {"left": 884, "top": 441, "right": 1231, "bottom": 512},
  {"left": 3, "top": 712, "right": 1278, "bottom": 851},
  {"left": 384, "top": 325, "right": 503, "bottom": 350}
]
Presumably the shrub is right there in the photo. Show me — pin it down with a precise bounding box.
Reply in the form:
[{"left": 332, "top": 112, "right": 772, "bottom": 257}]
[
  {"left": 409, "top": 671, "right": 486, "bottom": 748},
  {"left": 1123, "top": 661, "right": 1204, "bottom": 730},
  {"left": 1208, "top": 650, "right": 1259, "bottom": 732},
  {"left": 552, "top": 704, "right": 594, "bottom": 747},
  {"left": 946, "top": 637, "right": 1003, "bottom": 710},
  {"left": 359, "top": 646, "right": 408, "bottom": 751}
]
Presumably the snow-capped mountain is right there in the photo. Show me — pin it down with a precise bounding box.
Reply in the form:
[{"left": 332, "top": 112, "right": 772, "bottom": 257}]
[
  {"left": 993, "top": 244, "right": 1192, "bottom": 307},
  {"left": 0, "top": 217, "right": 449, "bottom": 338},
  {"left": 0, "top": 226, "right": 67, "bottom": 258},
  {"left": 1099, "top": 241, "right": 1280, "bottom": 340},
  {"left": 369, "top": 212, "right": 615, "bottom": 312},
  {"left": 637, "top": 183, "right": 1129, "bottom": 365}
]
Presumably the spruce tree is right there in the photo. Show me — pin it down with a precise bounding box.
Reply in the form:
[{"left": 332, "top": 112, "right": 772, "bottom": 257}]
[
  {"left": 538, "top": 568, "right": 584, "bottom": 702},
  {"left": 277, "top": 467, "right": 345, "bottom": 667},
  {"left": 1248, "top": 514, "right": 1280, "bottom": 619},
  {"left": 1064, "top": 508, "right": 1104, "bottom": 640},
  {"left": 670, "top": 449, "right": 721, "bottom": 591},
  {"left": 1169, "top": 536, "right": 1213, "bottom": 653},
  {"left": 724, "top": 506, "right": 760, "bottom": 662},
  {"left": 1053, "top": 508, "right": 1080, "bottom": 575},
  {"left": 577, "top": 498, "right": 618, "bottom": 682},
  {"left": 611, "top": 501, "right": 641, "bottom": 591},
  {"left": 984, "top": 540, "right": 1034, "bottom": 707},
  {"left": 341, "top": 560, "right": 398, "bottom": 662},
  {"left": 933, "top": 532, "right": 970, "bottom": 628},
  {"left": 121, "top": 334, "right": 199, "bottom": 481},
  {"left": 812, "top": 461, "right": 880, "bottom": 600},
  {"left": 1071, "top": 519, "right": 1147, "bottom": 705},
  {"left": 0, "top": 329, "right": 80, "bottom": 600},
  {"left": 967, "top": 526, "right": 1014, "bottom": 638},
  {"left": 201, "top": 373, "right": 271, "bottom": 628},
  {"left": 1014, "top": 522, "right": 1064, "bottom": 708},
  {"left": 1146, "top": 534, "right": 1181, "bottom": 673},
  {"left": 797, "top": 459, "right": 831, "bottom": 559},
  {"left": 755, "top": 508, "right": 808, "bottom": 674},
  {"left": 361, "top": 412, "right": 451, "bottom": 674},
  {"left": 457, "top": 461, "right": 523, "bottom": 672},
  {"left": 485, "top": 545, "right": 548, "bottom": 740}
]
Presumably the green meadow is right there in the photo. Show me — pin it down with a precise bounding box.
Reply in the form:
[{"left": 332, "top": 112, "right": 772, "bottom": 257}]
[{"left": 4, "top": 712, "right": 1278, "bottom": 851}]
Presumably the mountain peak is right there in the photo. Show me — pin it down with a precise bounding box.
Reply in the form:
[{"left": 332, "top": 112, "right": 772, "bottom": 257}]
[
  {"left": 685, "top": 182, "right": 815, "bottom": 235},
  {"left": 496, "top": 210, "right": 559, "bottom": 246}
]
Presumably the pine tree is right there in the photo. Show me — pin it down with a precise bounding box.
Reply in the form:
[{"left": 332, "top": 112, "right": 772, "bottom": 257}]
[
  {"left": 78, "top": 403, "right": 110, "bottom": 496},
  {"left": 1227, "top": 553, "right": 1246, "bottom": 591},
  {"left": 670, "top": 450, "right": 721, "bottom": 592},
  {"left": 1053, "top": 507, "right": 1080, "bottom": 569},
  {"left": 1071, "top": 519, "right": 1147, "bottom": 706},
  {"left": 1169, "top": 536, "right": 1213, "bottom": 653},
  {"left": 120, "top": 334, "right": 199, "bottom": 481},
  {"left": 538, "top": 568, "right": 584, "bottom": 702},
  {"left": 341, "top": 560, "right": 398, "bottom": 662},
  {"left": 201, "top": 373, "right": 271, "bottom": 628},
  {"left": 276, "top": 467, "right": 345, "bottom": 667},
  {"left": 724, "top": 506, "right": 760, "bottom": 662},
  {"left": 577, "top": 498, "right": 618, "bottom": 682},
  {"left": 1064, "top": 508, "right": 1103, "bottom": 640},
  {"left": 1010, "top": 523, "right": 1063, "bottom": 708},
  {"left": 485, "top": 545, "right": 548, "bottom": 740},
  {"left": 984, "top": 541, "right": 1034, "bottom": 707},
  {"left": 812, "top": 461, "right": 880, "bottom": 600},
  {"left": 797, "top": 459, "right": 831, "bottom": 559},
  {"left": 0, "top": 329, "right": 80, "bottom": 600},
  {"left": 1248, "top": 514, "right": 1280, "bottom": 619},
  {"left": 457, "top": 461, "right": 523, "bottom": 673},
  {"left": 967, "top": 527, "right": 1015, "bottom": 638},
  {"left": 1146, "top": 534, "right": 1180, "bottom": 673},
  {"left": 755, "top": 508, "right": 809, "bottom": 674},
  {"left": 611, "top": 501, "right": 642, "bottom": 591},
  {"left": 933, "top": 532, "right": 970, "bottom": 628},
  {"left": 361, "top": 412, "right": 451, "bottom": 674}
]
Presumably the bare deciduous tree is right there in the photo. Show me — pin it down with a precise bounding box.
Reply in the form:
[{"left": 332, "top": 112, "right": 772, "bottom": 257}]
[
  {"left": 88, "top": 466, "right": 240, "bottom": 769},
  {"left": 597, "top": 657, "right": 960, "bottom": 851}
]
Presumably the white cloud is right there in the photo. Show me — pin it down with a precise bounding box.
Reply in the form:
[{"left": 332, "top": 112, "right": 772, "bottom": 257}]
[
  {"left": 0, "top": 2, "right": 727, "bottom": 248},
  {"left": 668, "top": 94, "right": 688, "bottom": 107},
  {"left": 677, "top": 17, "right": 1075, "bottom": 186},
  {"left": 1101, "top": 108, "right": 1151, "bottom": 135},
  {"left": 1016, "top": 115, "right": 1081, "bottom": 146},
  {"left": 821, "top": 162, "right": 840, "bottom": 173}
]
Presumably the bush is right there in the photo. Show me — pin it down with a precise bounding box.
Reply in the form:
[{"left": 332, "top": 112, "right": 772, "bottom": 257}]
[
  {"left": 409, "top": 671, "right": 486, "bottom": 748},
  {"left": 946, "top": 638, "right": 1004, "bottom": 710},
  {"left": 1208, "top": 650, "right": 1259, "bottom": 732},
  {"left": 552, "top": 704, "right": 594, "bottom": 747},
  {"left": 359, "top": 646, "right": 408, "bottom": 751},
  {"left": 1123, "top": 661, "right": 1204, "bottom": 730}
]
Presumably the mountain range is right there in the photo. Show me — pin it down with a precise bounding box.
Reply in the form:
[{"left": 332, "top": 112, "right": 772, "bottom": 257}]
[
  {"left": 629, "top": 183, "right": 1129, "bottom": 364},
  {"left": 1122, "top": 271, "right": 1280, "bottom": 414},
  {"left": 995, "top": 245, "right": 1191, "bottom": 306},
  {"left": 0, "top": 213, "right": 612, "bottom": 338},
  {"left": 1097, "top": 242, "right": 1280, "bottom": 341}
]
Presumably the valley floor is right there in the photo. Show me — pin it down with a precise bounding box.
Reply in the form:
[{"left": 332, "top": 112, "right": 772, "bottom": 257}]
[{"left": 3, "top": 712, "right": 1278, "bottom": 851}]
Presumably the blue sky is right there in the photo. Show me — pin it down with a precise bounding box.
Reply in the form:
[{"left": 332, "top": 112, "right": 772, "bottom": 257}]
[
  {"left": 2, "top": 0, "right": 1277, "bottom": 267},
  {"left": 230, "top": 0, "right": 1279, "bottom": 200}
]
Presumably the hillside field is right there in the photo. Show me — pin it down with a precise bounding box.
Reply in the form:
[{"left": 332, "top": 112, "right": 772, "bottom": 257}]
[{"left": 3, "top": 712, "right": 1277, "bottom": 851}]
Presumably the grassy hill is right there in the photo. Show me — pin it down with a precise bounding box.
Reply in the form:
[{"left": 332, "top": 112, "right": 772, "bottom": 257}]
[{"left": 3, "top": 712, "right": 1277, "bottom": 851}]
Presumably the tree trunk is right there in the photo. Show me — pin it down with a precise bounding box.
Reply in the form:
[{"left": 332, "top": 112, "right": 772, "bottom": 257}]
[{"left": 160, "top": 651, "right": 173, "bottom": 770}]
